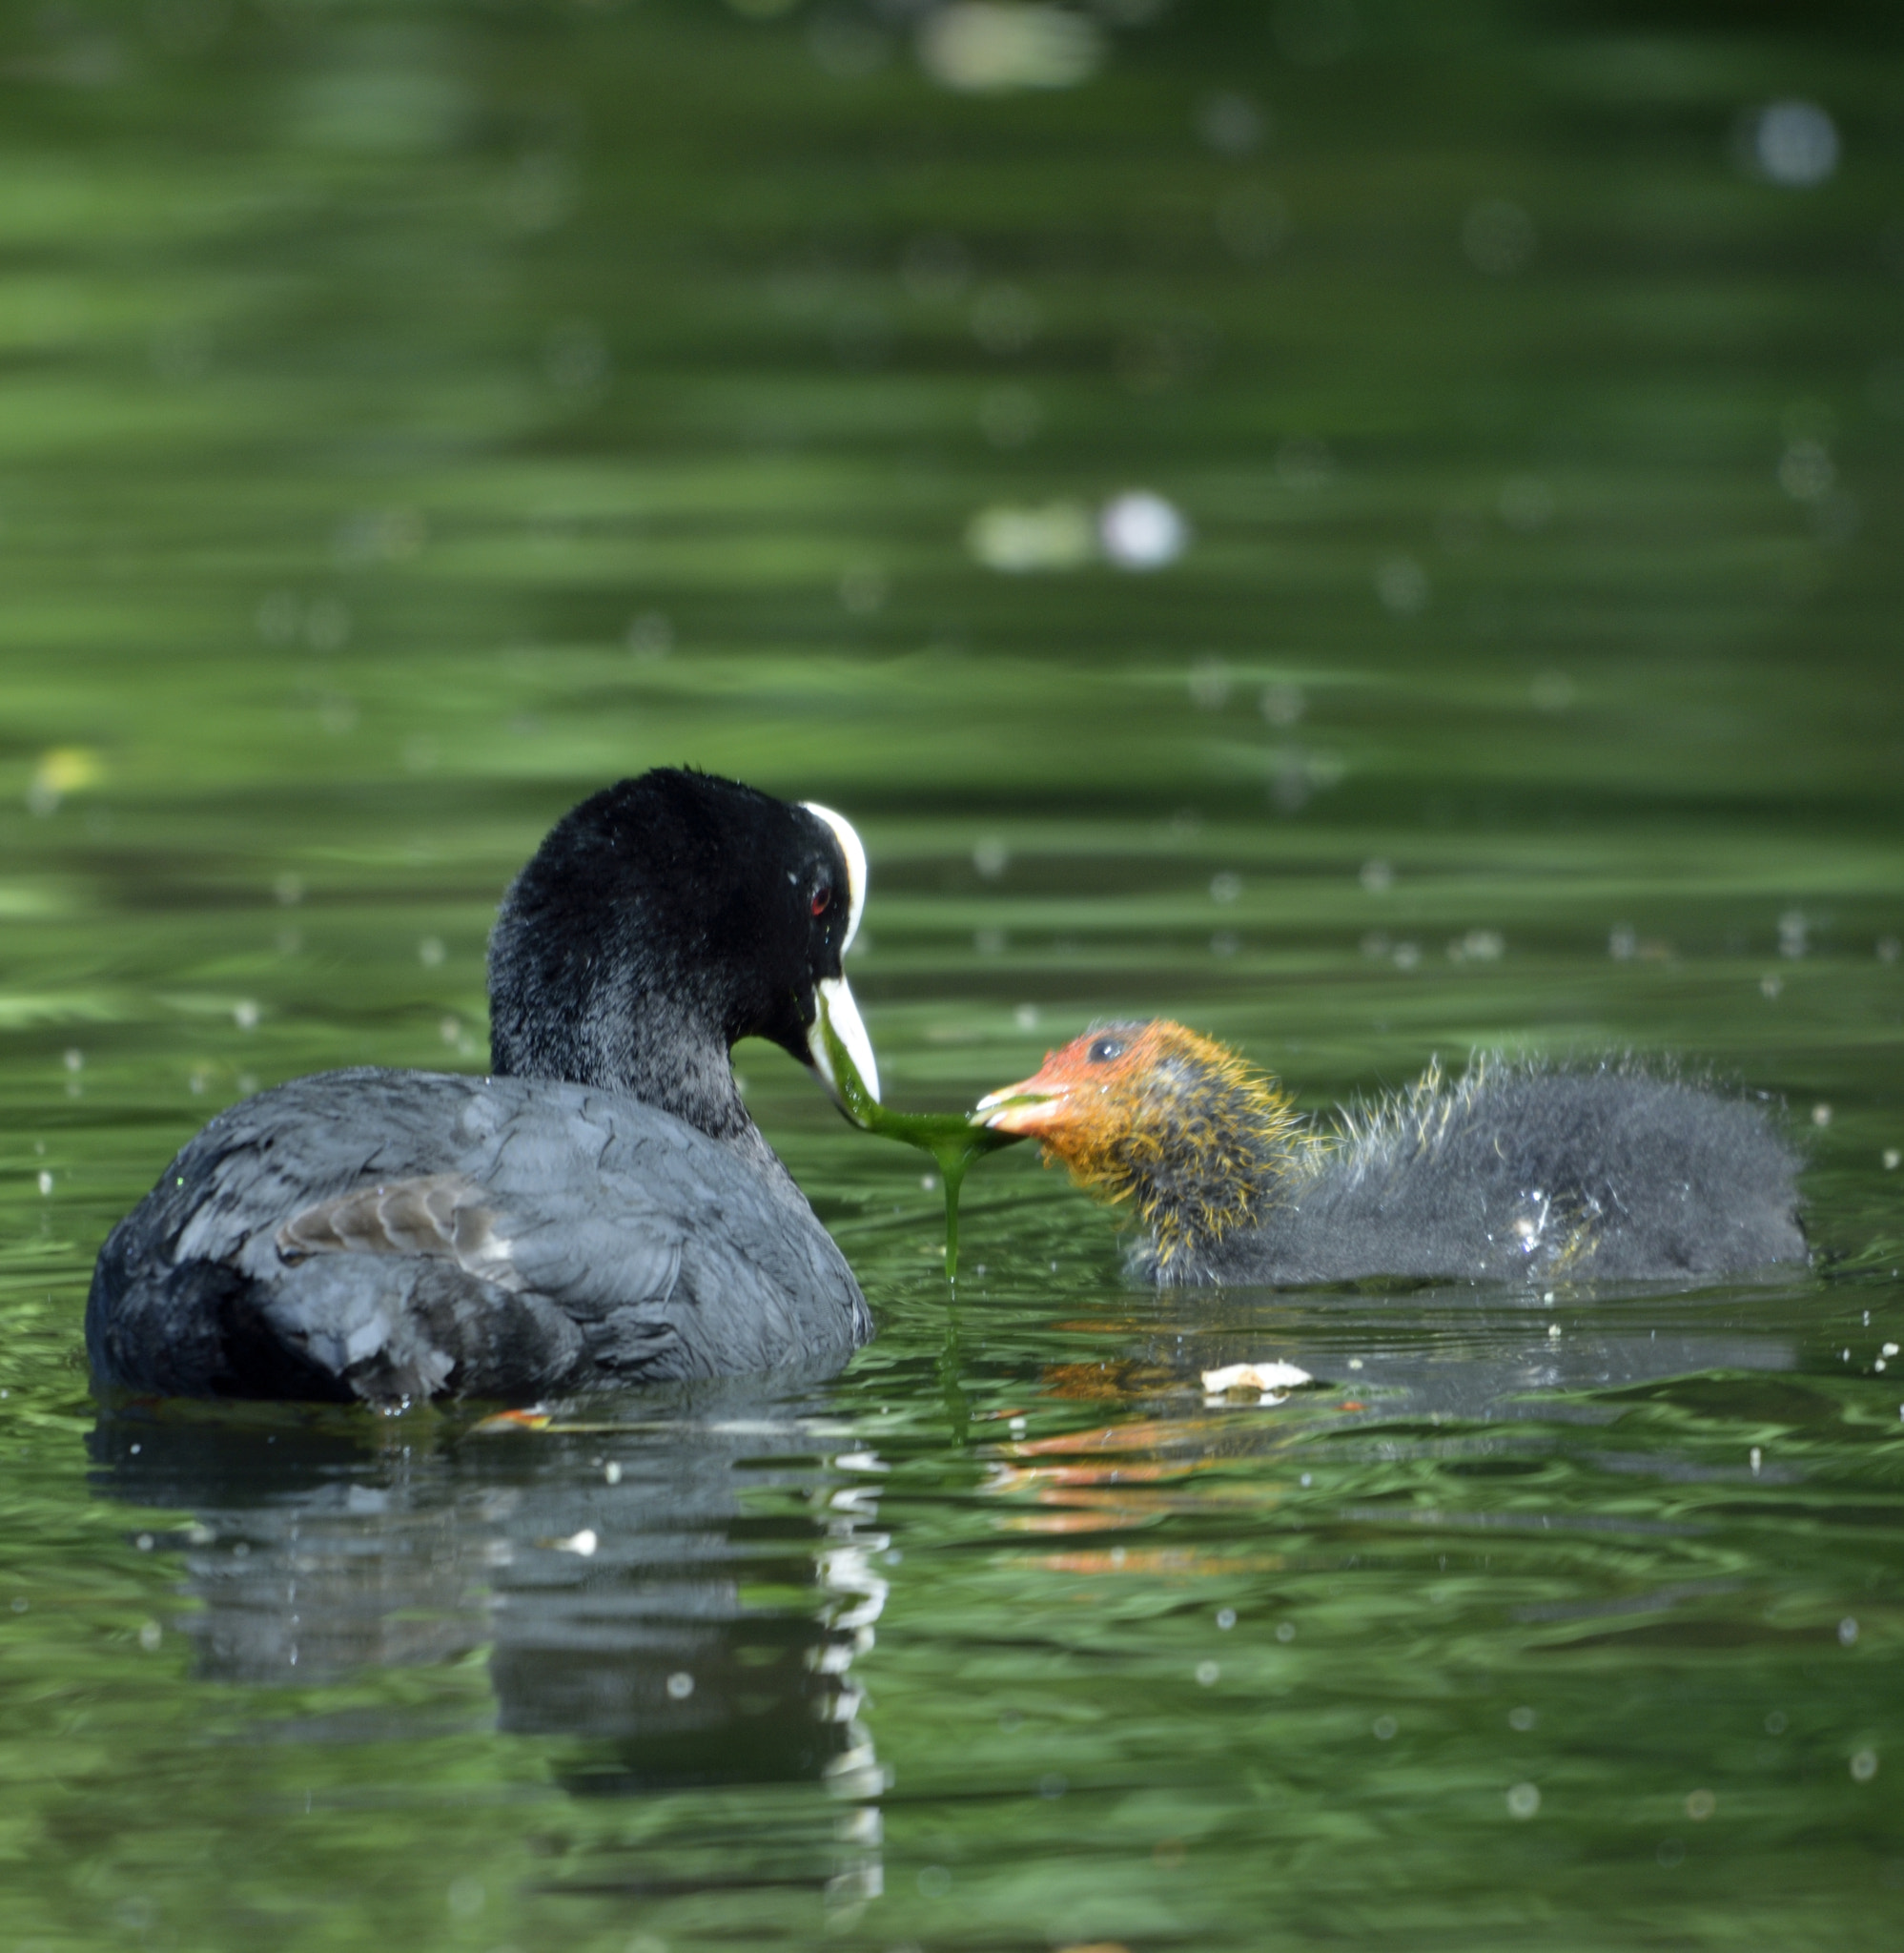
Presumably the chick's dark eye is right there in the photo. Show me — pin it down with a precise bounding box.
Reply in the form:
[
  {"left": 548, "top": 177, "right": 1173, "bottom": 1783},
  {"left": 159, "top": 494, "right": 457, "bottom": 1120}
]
[
  {"left": 810, "top": 884, "right": 831, "bottom": 918},
  {"left": 1087, "top": 1038, "right": 1125, "bottom": 1063}
]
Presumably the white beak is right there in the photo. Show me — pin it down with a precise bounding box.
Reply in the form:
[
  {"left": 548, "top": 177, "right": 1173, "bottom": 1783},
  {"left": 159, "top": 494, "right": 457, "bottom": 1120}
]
[{"left": 808, "top": 975, "right": 881, "bottom": 1105}]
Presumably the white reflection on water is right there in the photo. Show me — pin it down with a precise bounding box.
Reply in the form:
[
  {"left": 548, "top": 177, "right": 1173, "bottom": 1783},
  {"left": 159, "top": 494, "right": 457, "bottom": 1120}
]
[
  {"left": 1463, "top": 197, "right": 1538, "bottom": 277},
  {"left": 917, "top": 3, "right": 1103, "bottom": 93},
  {"left": 1743, "top": 99, "right": 1840, "bottom": 188},
  {"left": 1100, "top": 490, "right": 1189, "bottom": 570},
  {"left": 966, "top": 500, "right": 1095, "bottom": 572},
  {"left": 1197, "top": 91, "right": 1267, "bottom": 158},
  {"left": 1376, "top": 554, "right": 1429, "bottom": 615}
]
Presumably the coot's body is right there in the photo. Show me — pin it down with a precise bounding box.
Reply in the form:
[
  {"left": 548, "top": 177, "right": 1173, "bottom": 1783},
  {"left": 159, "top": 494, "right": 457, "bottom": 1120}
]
[
  {"left": 89, "top": 770, "right": 882, "bottom": 1405},
  {"left": 89, "top": 1071, "right": 868, "bottom": 1402},
  {"left": 980, "top": 1023, "right": 1807, "bottom": 1288}
]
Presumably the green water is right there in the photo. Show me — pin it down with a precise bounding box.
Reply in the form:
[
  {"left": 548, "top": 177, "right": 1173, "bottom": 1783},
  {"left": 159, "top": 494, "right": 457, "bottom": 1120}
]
[
  {"left": 5, "top": 1, "right": 1904, "bottom": 1946},
  {"left": 816, "top": 996, "right": 1023, "bottom": 1279}
]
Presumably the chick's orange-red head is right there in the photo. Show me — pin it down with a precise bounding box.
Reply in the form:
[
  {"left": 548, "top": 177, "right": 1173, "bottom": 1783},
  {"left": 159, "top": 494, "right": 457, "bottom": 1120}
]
[
  {"left": 976, "top": 1019, "right": 1314, "bottom": 1268},
  {"left": 975, "top": 1021, "right": 1175, "bottom": 1143}
]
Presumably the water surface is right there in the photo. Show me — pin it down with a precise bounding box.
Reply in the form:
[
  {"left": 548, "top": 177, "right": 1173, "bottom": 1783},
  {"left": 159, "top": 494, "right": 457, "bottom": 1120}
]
[{"left": 4, "top": 3, "right": 1903, "bottom": 1947}]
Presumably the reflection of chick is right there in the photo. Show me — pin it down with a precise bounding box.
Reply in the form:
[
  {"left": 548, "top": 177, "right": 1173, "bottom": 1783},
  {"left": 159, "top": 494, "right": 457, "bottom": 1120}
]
[{"left": 979, "top": 1020, "right": 1807, "bottom": 1287}]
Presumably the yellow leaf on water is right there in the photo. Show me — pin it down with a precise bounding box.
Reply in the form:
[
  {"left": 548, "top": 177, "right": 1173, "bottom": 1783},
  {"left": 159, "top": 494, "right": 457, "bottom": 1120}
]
[{"left": 33, "top": 747, "right": 104, "bottom": 796}]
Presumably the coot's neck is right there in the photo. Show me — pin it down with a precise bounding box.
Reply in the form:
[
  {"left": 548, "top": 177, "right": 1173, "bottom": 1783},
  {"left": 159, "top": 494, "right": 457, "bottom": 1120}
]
[
  {"left": 487, "top": 922, "right": 772, "bottom": 1156},
  {"left": 607, "top": 1002, "right": 757, "bottom": 1144}
]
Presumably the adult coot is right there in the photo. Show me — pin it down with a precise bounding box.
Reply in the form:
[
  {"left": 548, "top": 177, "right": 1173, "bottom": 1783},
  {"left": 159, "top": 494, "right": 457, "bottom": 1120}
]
[
  {"left": 88, "top": 770, "right": 883, "bottom": 1404},
  {"left": 978, "top": 1019, "right": 1807, "bottom": 1286}
]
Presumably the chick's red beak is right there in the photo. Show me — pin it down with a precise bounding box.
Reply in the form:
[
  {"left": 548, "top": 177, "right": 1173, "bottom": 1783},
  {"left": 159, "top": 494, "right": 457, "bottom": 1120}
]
[{"left": 973, "top": 1057, "right": 1074, "bottom": 1136}]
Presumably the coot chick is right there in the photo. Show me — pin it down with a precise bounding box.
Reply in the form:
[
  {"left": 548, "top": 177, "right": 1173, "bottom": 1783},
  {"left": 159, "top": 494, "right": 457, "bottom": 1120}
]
[
  {"left": 89, "top": 770, "right": 883, "bottom": 1405},
  {"left": 977, "top": 1020, "right": 1806, "bottom": 1286}
]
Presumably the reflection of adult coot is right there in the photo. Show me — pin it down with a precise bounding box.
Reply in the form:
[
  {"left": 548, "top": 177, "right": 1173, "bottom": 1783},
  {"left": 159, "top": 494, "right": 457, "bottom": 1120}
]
[{"left": 87, "top": 1387, "right": 886, "bottom": 1795}]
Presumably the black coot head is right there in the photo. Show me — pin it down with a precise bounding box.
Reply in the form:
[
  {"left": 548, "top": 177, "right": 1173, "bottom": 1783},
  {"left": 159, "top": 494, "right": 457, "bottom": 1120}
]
[{"left": 487, "top": 769, "right": 876, "bottom": 1121}]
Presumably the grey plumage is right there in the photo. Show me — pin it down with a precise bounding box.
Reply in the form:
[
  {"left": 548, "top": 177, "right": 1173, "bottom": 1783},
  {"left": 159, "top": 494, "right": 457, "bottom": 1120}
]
[
  {"left": 86, "top": 771, "right": 880, "bottom": 1405},
  {"left": 88, "top": 1070, "right": 870, "bottom": 1404},
  {"left": 1164, "top": 1059, "right": 1807, "bottom": 1288}
]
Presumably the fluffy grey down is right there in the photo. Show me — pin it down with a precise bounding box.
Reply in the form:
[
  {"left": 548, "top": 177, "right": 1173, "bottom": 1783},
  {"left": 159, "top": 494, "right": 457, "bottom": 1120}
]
[{"left": 1154, "top": 1060, "right": 1808, "bottom": 1288}]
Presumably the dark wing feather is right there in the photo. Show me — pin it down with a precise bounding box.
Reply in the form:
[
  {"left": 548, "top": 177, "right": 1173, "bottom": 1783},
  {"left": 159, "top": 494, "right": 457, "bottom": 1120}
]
[{"left": 87, "top": 1069, "right": 866, "bottom": 1404}]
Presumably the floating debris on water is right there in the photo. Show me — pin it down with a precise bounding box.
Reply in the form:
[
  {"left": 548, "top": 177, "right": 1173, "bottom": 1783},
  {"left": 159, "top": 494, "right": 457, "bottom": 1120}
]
[
  {"left": 1201, "top": 1361, "right": 1313, "bottom": 1403},
  {"left": 471, "top": 1408, "right": 554, "bottom": 1434}
]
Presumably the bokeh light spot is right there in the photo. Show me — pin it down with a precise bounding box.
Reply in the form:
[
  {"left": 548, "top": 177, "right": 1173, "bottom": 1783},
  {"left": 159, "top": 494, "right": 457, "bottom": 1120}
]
[
  {"left": 1100, "top": 490, "right": 1188, "bottom": 569},
  {"left": 1744, "top": 100, "right": 1839, "bottom": 187},
  {"left": 918, "top": 4, "right": 1102, "bottom": 93}
]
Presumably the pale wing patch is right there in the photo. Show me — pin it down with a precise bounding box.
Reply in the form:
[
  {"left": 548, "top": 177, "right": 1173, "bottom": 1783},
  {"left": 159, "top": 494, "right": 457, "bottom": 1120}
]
[{"left": 275, "top": 1174, "right": 525, "bottom": 1292}]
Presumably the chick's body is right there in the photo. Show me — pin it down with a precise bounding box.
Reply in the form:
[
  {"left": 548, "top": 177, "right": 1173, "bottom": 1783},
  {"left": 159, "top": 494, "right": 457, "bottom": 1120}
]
[{"left": 982, "top": 1022, "right": 1807, "bottom": 1287}]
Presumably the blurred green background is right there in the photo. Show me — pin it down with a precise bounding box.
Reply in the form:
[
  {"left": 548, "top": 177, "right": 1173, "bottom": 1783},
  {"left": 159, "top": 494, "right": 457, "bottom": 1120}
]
[{"left": 4, "top": 2, "right": 1904, "bottom": 1948}]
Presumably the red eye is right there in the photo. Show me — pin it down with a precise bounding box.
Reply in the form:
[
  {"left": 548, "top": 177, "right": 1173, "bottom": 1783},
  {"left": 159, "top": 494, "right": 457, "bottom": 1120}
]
[{"left": 810, "top": 886, "right": 831, "bottom": 917}]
